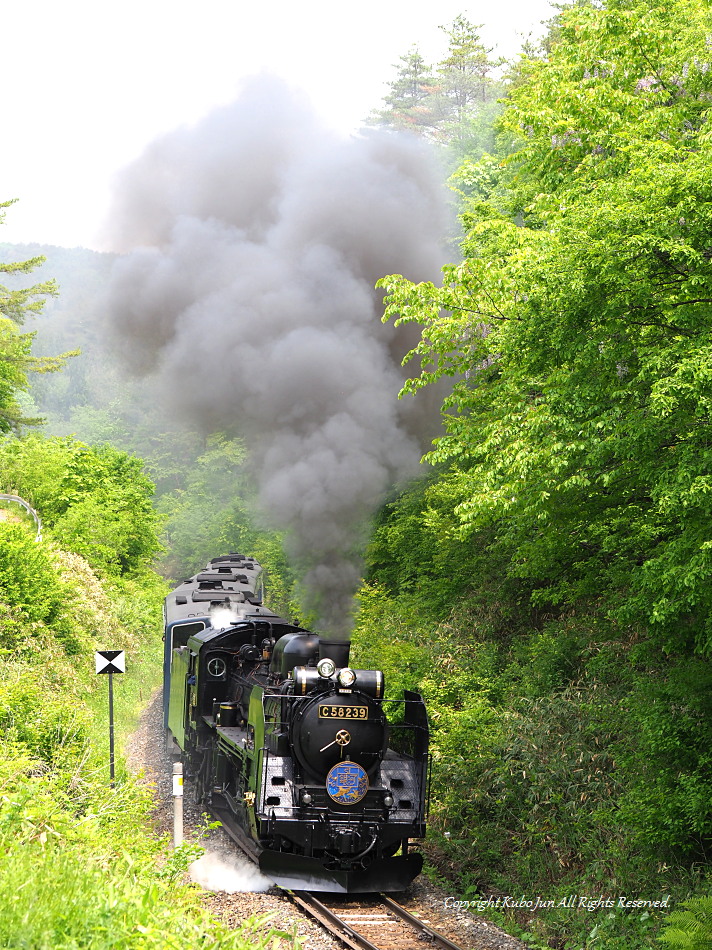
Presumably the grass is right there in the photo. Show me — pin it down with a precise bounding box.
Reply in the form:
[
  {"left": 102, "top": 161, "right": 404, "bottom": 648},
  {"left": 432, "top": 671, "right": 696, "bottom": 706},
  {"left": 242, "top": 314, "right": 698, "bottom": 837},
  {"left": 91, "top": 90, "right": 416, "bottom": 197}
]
[{"left": 0, "top": 542, "right": 300, "bottom": 948}]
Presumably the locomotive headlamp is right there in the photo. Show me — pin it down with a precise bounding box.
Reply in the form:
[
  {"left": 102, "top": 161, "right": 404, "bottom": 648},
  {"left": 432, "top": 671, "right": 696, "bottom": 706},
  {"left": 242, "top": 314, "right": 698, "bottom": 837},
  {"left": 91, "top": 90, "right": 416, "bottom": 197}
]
[
  {"left": 301, "top": 791, "right": 313, "bottom": 805},
  {"left": 317, "top": 658, "right": 336, "bottom": 679},
  {"left": 337, "top": 667, "right": 356, "bottom": 688},
  {"left": 383, "top": 793, "right": 394, "bottom": 807}
]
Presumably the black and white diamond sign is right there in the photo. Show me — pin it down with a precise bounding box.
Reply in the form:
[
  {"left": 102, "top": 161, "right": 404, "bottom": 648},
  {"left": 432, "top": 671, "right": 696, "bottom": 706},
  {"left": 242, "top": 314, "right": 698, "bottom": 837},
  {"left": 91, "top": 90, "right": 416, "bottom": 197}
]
[{"left": 95, "top": 650, "right": 126, "bottom": 674}]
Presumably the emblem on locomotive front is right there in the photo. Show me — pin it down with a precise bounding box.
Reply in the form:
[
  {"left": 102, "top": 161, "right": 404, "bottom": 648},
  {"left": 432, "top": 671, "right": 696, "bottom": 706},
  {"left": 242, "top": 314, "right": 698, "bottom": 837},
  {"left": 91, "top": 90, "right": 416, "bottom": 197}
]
[{"left": 326, "top": 761, "right": 369, "bottom": 804}]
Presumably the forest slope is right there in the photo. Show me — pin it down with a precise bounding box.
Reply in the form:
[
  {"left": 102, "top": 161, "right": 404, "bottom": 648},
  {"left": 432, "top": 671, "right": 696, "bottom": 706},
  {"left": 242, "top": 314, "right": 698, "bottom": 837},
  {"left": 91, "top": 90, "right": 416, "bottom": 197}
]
[
  {"left": 361, "top": 1, "right": 712, "bottom": 947},
  {"left": 0, "top": 443, "right": 292, "bottom": 948}
]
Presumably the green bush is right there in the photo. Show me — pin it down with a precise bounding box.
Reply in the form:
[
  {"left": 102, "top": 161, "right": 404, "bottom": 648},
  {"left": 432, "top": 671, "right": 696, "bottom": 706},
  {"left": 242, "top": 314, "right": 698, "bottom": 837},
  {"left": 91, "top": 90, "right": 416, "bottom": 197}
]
[
  {"left": 0, "top": 523, "right": 69, "bottom": 625},
  {"left": 0, "top": 434, "right": 163, "bottom": 577},
  {"left": 0, "top": 665, "right": 90, "bottom": 764},
  {"left": 618, "top": 659, "right": 712, "bottom": 855},
  {"left": 351, "top": 573, "right": 712, "bottom": 947}
]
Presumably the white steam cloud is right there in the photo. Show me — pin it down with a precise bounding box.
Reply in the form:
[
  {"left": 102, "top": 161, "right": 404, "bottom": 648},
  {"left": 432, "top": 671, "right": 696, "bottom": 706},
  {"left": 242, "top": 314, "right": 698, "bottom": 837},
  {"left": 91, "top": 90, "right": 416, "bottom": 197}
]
[
  {"left": 105, "top": 76, "right": 447, "bottom": 636},
  {"left": 189, "top": 849, "right": 273, "bottom": 893}
]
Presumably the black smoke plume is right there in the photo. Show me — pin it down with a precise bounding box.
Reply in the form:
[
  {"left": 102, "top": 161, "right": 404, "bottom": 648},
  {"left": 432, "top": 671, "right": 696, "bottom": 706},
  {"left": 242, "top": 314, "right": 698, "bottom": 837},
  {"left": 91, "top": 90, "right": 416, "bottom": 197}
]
[{"left": 105, "top": 76, "right": 447, "bottom": 637}]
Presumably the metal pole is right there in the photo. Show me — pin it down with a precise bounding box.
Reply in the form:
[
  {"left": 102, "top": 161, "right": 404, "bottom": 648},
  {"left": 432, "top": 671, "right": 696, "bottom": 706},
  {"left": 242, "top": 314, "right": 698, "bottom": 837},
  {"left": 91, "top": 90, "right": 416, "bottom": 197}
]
[
  {"left": 173, "top": 761, "right": 184, "bottom": 847},
  {"left": 108, "top": 671, "right": 115, "bottom": 787}
]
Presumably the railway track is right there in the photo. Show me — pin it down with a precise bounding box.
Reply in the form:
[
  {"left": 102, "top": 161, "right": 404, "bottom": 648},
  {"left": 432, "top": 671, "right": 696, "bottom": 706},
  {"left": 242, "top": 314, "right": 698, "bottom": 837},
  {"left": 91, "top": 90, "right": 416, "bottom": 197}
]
[{"left": 286, "top": 890, "right": 469, "bottom": 950}]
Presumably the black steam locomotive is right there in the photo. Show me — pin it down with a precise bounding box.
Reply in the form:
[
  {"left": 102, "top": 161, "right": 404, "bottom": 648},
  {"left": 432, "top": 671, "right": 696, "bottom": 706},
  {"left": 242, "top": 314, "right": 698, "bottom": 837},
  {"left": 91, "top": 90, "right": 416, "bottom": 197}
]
[{"left": 163, "top": 553, "right": 429, "bottom": 892}]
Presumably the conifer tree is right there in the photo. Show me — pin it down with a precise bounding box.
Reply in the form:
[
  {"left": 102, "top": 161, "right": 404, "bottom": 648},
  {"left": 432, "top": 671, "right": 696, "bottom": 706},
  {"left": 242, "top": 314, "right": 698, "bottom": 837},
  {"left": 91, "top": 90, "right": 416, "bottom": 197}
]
[
  {"left": 436, "top": 15, "right": 504, "bottom": 122},
  {"left": 0, "top": 200, "right": 75, "bottom": 432},
  {"left": 368, "top": 47, "right": 439, "bottom": 135},
  {"left": 368, "top": 17, "right": 505, "bottom": 156}
]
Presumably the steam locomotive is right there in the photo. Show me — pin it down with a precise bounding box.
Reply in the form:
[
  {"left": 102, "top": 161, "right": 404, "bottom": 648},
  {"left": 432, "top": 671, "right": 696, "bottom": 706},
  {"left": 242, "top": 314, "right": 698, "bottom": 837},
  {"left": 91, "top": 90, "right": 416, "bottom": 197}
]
[{"left": 163, "top": 553, "right": 429, "bottom": 892}]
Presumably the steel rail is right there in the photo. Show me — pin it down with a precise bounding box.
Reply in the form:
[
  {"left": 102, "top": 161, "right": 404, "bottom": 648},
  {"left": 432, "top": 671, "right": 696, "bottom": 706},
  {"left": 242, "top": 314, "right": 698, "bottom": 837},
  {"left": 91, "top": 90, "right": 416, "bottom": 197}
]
[
  {"left": 381, "top": 894, "right": 469, "bottom": 950},
  {"left": 287, "top": 891, "right": 380, "bottom": 950},
  {"left": 287, "top": 890, "right": 470, "bottom": 950}
]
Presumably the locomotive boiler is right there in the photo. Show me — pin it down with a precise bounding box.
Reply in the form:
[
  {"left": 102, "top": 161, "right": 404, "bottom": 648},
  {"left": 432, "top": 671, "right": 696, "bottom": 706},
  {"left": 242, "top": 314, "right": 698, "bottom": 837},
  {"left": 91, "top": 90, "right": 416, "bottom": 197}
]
[{"left": 163, "top": 553, "right": 430, "bottom": 892}]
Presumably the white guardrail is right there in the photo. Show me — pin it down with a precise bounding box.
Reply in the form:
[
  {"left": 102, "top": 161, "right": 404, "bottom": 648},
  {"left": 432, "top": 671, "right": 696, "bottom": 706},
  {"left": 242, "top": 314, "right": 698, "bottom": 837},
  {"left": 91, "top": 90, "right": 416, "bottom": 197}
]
[{"left": 0, "top": 494, "right": 42, "bottom": 542}]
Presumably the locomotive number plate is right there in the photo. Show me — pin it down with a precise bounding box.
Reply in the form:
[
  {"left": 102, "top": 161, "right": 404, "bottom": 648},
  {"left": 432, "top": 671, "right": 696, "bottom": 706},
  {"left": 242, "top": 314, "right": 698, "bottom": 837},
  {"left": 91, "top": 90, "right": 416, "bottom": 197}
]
[{"left": 319, "top": 704, "right": 368, "bottom": 720}]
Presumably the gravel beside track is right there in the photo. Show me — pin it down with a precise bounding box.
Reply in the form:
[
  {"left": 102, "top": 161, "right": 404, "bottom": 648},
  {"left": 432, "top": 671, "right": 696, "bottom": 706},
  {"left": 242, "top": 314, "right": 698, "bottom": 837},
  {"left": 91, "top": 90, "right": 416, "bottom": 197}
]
[{"left": 125, "top": 689, "right": 531, "bottom": 950}]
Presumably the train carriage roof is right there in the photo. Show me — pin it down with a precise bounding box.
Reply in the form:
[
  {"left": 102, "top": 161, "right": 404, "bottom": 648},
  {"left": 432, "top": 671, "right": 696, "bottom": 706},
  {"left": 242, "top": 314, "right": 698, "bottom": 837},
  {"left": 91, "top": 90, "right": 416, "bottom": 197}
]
[{"left": 165, "top": 553, "right": 267, "bottom": 627}]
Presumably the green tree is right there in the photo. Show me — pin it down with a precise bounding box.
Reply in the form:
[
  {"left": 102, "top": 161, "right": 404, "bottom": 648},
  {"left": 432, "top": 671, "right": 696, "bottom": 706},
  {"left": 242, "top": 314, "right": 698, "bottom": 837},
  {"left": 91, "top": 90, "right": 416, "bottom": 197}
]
[
  {"left": 0, "top": 319, "right": 37, "bottom": 431},
  {"left": 380, "top": 0, "right": 712, "bottom": 652},
  {"left": 0, "top": 201, "right": 75, "bottom": 431},
  {"left": 368, "top": 47, "right": 440, "bottom": 135},
  {"left": 0, "top": 202, "right": 56, "bottom": 327},
  {"left": 368, "top": 18, "right": 505, "bottom": 155},
  {"left": 367, "top": 0, "right": 712, "bottom": 919},
  {"left": 0, "top": 435, "right": 163, "bottom": 577},
  {"left": 434, "top": 15, "right": 505, "bottom": 156},
  {"left": 0, "top": 522, "right": 70, "bottom": 626}
]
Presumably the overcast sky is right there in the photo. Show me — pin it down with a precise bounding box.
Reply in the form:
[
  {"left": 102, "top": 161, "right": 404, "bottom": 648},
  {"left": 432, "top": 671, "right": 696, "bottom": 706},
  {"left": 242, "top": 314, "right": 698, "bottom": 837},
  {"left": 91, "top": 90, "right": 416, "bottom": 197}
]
[{"left": 1, "top": 0, "right": 555, "bottom": 250}]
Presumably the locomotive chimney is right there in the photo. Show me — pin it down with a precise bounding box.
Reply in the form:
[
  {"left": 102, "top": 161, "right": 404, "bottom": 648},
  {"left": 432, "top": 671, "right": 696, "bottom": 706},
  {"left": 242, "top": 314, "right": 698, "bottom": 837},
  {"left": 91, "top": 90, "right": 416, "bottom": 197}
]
[{"left": 318, "top": 638, "right": 350, "bottom": 669}]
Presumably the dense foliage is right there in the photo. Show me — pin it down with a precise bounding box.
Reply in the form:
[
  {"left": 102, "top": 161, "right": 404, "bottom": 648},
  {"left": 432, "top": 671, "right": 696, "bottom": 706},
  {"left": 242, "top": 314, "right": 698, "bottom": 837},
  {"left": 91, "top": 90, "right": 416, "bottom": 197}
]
[
  {"left": 0, "top": 203, "right": 76, "bottom": 431},
  {"left": 0, "top": 459, "right": 297, "bottom": 946},
  {"left": 0, "top": 434, "right": 163, "bottom": 578},
  {"left": 381, "top": 0, "right": 712, "bottom": 655},
  {"left": 363, "top": 0, "right": 712, "bottom": 946}
]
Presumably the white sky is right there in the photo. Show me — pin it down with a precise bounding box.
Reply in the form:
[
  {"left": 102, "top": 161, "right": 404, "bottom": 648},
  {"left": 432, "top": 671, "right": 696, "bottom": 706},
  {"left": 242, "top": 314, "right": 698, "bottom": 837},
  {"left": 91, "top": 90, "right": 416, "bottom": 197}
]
[{"left": 1, "top": 0, "right": 554, "bottom": 250}]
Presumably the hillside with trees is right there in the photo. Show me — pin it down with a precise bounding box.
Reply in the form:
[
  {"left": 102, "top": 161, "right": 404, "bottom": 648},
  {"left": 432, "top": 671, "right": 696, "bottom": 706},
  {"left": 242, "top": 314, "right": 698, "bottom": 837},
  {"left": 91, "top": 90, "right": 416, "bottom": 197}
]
[
  {"left": 0, "top": 241, "right": 298, "bottom": 947},
  {"left": 360, "top": 0, "right": 712, "bottom": 946}
]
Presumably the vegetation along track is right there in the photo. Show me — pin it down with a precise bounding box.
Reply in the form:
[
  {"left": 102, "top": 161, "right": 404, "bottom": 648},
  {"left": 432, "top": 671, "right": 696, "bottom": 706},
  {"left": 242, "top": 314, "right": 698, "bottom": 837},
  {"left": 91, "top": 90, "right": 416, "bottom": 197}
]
[{"left": 286, "top": 891, "right": 469, "bottom": 950}]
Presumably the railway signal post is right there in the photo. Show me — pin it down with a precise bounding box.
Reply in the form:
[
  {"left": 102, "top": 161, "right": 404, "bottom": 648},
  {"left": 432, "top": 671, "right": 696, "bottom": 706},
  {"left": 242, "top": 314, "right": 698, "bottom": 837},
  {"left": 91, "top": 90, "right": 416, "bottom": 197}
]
[{"left": 95, "top": 650, "right": 126, "bottom": 786}]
